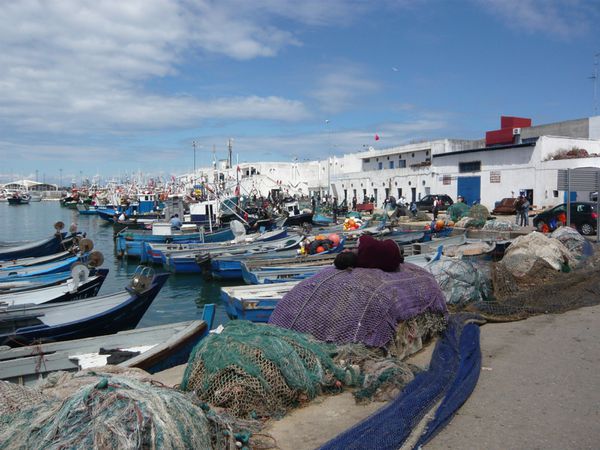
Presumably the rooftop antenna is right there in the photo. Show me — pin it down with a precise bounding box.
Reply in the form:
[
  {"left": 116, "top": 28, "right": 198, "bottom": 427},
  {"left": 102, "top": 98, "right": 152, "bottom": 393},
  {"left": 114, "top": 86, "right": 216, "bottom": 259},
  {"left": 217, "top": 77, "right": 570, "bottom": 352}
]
[{"left": 591, "top": 52, "right": 600, "bottom": 115}]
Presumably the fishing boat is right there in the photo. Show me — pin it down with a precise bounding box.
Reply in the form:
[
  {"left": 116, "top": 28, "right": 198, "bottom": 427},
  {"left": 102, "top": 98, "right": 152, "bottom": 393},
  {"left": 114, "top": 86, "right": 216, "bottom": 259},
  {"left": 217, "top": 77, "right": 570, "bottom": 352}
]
[
  {"left": 7, "top": 192, "right": 31, "bottom": 205},
  {"left": 0, "top": 268, "right": 105, "bottom": 293},
  {"left": 0, "top": 267, "right": 109, "bottom": 306},
  {"left": 162, "top": 229, "right": 290, "bottom": 274},
  {"left": 208, "top": 235, "right": 307, "bottom": 280},
  {"left": 0, "top": 250, "right": 74, "bottom": 270},
  {"left": 76, "top": 203, "right": 99, "bottom": 215},
  {"left": 0, "top": 232, "right": 76, "bottom": 261},
  {"left": 220, "top": 281, "right": 300, "bottom": 322},
  {"left": 0, "top": 269, "right": 169, "bottom": 347},
  {"left": 29, "top": 193, "right": 43, "bottom": 202},
  {"left": 242, "top": 246, "right": 443, "bottom": 285},
  {"left": 116, "top": 224, "right": 235, "bottom": 258},
  {"left": 0, "top": 251, "right": 101, "bottom": 280},
  {"left": 0, "top": 305, "right": 215, "bottom": 385}
]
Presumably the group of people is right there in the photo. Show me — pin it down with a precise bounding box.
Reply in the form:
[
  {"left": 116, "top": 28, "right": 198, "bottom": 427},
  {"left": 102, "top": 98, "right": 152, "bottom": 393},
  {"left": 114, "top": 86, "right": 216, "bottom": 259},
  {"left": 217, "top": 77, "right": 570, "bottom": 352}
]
[{"left": 514, "top": 193, "right": 531, "bottom": 227}]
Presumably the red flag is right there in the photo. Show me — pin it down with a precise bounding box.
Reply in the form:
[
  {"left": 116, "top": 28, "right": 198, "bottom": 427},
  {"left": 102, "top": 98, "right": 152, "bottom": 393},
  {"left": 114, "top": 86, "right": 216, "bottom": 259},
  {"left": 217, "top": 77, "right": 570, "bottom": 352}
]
[{"left": 375, "top": 134, "right": 380, "bottom": 141}]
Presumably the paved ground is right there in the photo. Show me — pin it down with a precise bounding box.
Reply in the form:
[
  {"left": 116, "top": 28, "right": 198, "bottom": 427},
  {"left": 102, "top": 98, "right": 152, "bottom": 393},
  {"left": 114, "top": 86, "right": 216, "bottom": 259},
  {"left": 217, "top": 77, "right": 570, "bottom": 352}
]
[
  {"left": 427, "top": 305, "right": 600, "bottom": 450},
  {"left": 153, "top": 305, "right": 600, "bottom": 449}
]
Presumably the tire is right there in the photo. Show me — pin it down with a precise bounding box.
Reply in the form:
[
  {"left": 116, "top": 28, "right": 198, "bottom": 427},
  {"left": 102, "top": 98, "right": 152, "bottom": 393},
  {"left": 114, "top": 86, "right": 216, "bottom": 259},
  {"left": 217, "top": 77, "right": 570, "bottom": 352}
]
[{"left": 579, "top": 223, "right": 594, "bottom": 236}]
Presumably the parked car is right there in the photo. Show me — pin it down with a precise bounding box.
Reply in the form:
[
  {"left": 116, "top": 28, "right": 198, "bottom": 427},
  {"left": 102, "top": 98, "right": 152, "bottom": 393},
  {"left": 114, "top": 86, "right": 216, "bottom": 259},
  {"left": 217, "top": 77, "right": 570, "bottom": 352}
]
[
  {"left": 532, "top": 202, "right": 598, "bottom": 235},
  {"left": 492, "top": 198, "right": 518, "bottom": 215},
  {"left": 415, "top": 194, "right": 453, "bottom": 212}
]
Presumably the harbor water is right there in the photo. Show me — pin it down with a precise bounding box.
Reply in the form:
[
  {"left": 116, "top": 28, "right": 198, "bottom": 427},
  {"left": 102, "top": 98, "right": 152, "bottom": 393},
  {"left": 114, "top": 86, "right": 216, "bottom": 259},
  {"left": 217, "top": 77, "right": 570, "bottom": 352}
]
[{"left": 0, "top": 201, "right": 231, "bottom": 327}]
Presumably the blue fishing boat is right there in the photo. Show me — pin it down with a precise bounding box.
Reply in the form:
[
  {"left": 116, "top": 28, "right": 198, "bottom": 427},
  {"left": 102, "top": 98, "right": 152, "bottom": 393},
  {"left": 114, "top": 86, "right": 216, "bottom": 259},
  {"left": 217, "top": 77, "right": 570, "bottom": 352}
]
[
  {"left": 220, "top": 282, "right": 298, "bottom": 322},
  {"left": 1, "top": 268, "right": 109, "bottom": 306},
  {"left": 0, "top": 253, "right": 98, "bottom": 280},
  {"left": 162, "top": 229, "right": 290, "bottom": 274},
  {"left": 0, "top": 232, "right": 75, "bottom": 261},
  {"left": 0, "top": 270, "right": 169, "bottom": 347},
  {"left": 209, "top": 235, "right": 306, "bottom": 280},
  {"left": 0, "top": 305, "right": 215, "bottom": 385}
]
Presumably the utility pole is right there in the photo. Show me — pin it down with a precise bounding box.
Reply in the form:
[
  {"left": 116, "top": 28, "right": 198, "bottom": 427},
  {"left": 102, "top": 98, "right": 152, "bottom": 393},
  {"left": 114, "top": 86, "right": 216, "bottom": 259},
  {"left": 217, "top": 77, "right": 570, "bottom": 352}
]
[
  {"left": 192, "top": 140, "right": 197, "bottom": 184},
  {"left": 228, "top": 138, "right": 233, "bottom": 169},
  {"left": 590, "top": 52, "right": 600, "bottom": 115}
]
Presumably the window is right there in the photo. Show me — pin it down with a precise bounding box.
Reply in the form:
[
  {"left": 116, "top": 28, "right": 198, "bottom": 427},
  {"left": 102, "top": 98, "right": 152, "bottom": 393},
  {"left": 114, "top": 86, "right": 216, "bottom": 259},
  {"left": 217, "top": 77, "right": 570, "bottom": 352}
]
[
  {"left": 553, "top": 190, "right": 559, "bottom": 198},
  {"left": 378, "top": 162, "right": 383, "bottom": 170},
  {"left": 459, "top": 161, "right": 481, "bottom": 173},
  {"left": 389, "top": 161, "right": 394, "bottom": 169},
  {"left": 398, "top": 160, "right": 406, "bottom": 168},
  {"left": 364, "top": 158, "right": 370, "bottom": 163}
]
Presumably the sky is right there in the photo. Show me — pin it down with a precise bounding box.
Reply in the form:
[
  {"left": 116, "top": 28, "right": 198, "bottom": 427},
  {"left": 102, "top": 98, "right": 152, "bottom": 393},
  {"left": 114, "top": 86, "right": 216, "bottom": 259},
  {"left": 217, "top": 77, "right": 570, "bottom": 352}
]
[{"left": 1, "top": 0, "right": 599, "bottom": 184}]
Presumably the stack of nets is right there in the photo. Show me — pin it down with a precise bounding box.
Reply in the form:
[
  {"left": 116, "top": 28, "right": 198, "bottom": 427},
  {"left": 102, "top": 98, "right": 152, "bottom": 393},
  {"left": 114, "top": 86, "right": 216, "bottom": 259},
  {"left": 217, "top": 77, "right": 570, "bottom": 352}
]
[
  {"left": 551, "top": 226, "right": 594, "bottom": 258},
  {"left": 268, "top": 265, "right": 448, "bottom": 351},
  {"left": 446, "top": 202, "right": 470, "bottom": 222},
  {"left": 180, "top": 321, "right": 416, "bottom": 418},
  {"left": 482, "top": 219, "right": 517, "bottom": 232},
  {"left": 464, "top": 237, "right": 600, "bottom": 322},
  {"left": 0, "top": 369, "right": 238, "bottom": 450},
  {"left": 427, "top": 258, "right": 490, "bottom": 306}
]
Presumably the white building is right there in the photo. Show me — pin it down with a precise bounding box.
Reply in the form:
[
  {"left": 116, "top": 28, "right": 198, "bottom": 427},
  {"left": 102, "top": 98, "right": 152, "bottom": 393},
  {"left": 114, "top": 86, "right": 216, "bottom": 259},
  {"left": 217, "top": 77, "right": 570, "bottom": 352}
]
[{"left": 190, "top": 114, "right": 600, "bottom": 210}]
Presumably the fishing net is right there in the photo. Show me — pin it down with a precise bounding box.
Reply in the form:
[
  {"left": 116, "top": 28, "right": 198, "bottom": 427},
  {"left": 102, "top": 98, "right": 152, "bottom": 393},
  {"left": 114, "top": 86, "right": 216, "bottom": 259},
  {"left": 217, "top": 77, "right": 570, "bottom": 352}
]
[
  {"left": 268, "top": 265, "right": 447, "bottom": 349},
  {"left": 0, "top": 369, "right": 238, "bottom": 450},
  {"left": 446, "top": 202, "right": 470, "bottom": 222},
  {"left": 551, "top": 226, "right": 593, "bottom": 259},
  {"left": 454, "top": 216, "right": 484, "bottom": 229},
  {"left": 181, "top": 321, "right": 418, "bottom": 419},
  {"left": 482, "top": 219, "right": 517, "bottom": 232},
  {"left": 468, "top": 204, "right": 489, "bottom": 221},
  {"left": 427, "top": 258, "right": 490, "bottom": 306},
  {"left": 463, "top": 242, "right": 600, "bottom": 321}
]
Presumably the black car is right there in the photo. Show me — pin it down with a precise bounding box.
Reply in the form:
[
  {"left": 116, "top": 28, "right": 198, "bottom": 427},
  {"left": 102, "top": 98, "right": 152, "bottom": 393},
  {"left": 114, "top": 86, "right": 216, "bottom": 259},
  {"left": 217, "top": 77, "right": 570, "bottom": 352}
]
[
  {"left": 415, "top": 194, "right": 454, "bottom": 212},
  {"left": 532, "top": 202, "right": 598, "bottom": 235}
]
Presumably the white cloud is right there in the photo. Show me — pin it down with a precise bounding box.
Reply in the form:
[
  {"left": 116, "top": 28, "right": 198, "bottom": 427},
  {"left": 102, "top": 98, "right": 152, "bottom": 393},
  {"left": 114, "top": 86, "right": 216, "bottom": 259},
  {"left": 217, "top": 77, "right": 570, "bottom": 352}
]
[
  {"left": 476, "top": 0, "right": 598, "bottom": 39},
  {"left": 0, "top": 0, "right": 324, "bottom": 138},
  {"left": 312, "top": 65, "right": 380, "bottom": 114}
]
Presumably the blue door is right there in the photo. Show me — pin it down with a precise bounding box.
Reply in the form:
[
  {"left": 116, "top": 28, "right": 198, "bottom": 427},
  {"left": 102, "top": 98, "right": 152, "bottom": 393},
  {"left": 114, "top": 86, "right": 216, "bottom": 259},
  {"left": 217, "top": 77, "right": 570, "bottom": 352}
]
[{"left": 457, "top": 176, "right": 481, "bottom": 205}]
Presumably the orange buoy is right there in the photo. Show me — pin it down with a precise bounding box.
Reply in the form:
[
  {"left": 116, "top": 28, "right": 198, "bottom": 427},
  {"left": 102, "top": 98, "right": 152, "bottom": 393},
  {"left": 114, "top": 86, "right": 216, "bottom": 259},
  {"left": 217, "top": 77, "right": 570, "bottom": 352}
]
[
  {"left": 316, "top": 246, "right": 325, "bottom": 253},
  {"left": 328, "top": 233, "right": 341, "bottom": 247},
  {"left": 315, "top": 234, "right": 326, "bottom": 241}
]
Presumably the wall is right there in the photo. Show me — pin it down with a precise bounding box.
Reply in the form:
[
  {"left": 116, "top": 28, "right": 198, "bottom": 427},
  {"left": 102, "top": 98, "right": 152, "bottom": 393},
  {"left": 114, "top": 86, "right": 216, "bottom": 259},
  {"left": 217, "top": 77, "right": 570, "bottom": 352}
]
[{"left": 521, "top": 118, "right": 589, "bottom": 140}]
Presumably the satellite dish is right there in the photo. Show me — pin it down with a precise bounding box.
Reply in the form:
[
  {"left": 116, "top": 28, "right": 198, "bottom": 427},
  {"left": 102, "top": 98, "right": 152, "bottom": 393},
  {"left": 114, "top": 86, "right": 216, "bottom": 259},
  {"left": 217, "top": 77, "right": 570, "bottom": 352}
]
[
  {"left": 87, "top": 251, "right": 104, "bottom": 268},
  {"left": 54, "top": 221, "right": 65, "bottom": 232},
  {"left": 78, "top": 238, "right": 94, "bottom": 253},
  {"left": 230, "top": 220, "right": 246, "bottom": 239},
  {"left": 70, "top": 263, "right": 90, "bottom": 284}
]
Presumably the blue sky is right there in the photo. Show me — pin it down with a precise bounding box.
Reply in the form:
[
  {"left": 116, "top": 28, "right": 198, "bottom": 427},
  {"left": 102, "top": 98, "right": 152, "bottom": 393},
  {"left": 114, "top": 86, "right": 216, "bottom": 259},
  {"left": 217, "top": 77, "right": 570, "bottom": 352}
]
[{"left": 1, "top": 0, "right": 599, "bottom": 184}]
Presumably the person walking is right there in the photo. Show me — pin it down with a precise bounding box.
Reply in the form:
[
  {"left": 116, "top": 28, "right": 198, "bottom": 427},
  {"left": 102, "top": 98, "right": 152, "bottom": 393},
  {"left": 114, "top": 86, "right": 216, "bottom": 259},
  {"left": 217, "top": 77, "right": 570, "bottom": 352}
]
[
  {"left": 432, "top": 196, "right": 440, "bottom": 220},
  {"left": 520, "top": 195, "right": 530, "bottom": 227},
  {"left": 351, "top": 195, "right": 357, "bottom": 211}
]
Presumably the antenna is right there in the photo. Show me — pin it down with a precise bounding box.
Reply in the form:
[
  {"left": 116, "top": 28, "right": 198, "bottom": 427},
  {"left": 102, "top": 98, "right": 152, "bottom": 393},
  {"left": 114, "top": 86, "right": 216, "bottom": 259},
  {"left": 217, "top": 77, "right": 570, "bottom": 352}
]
[{"left": 591, "top": 52, "right": 600, "bottom": 115}]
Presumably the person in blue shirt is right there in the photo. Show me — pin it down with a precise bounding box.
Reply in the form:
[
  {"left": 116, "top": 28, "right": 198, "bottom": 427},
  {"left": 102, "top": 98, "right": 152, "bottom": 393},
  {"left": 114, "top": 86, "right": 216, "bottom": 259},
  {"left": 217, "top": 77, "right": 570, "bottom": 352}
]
[{"left": 170, "top": 214, "right": 182, "bottom": 229}]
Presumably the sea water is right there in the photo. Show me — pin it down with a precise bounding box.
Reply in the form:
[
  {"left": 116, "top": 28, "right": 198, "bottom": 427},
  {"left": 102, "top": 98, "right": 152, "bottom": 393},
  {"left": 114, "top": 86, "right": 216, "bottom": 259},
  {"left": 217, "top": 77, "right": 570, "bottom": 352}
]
[{"left": 0, "top": 201, "right": 230, "bottom": 327}]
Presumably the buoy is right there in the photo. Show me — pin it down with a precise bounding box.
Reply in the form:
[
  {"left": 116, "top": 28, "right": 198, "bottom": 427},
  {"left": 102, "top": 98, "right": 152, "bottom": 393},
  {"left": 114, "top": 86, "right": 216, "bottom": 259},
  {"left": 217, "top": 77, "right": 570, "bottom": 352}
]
[
  {"left": 328, "top": 233, "right": 341, "bottom": 247},
  {"left": 315, "top": 234, "right": 326, "bottom": 241},
  {"left": 316, "top": 246, "right": 325, "bottom": 253}
]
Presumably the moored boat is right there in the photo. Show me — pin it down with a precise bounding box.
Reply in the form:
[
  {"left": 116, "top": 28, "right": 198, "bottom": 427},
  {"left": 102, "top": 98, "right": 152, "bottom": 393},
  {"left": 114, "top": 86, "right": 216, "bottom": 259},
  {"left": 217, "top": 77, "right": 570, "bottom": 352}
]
[{"left": 0, "top": 305, "right": 215, "bottom": 385}]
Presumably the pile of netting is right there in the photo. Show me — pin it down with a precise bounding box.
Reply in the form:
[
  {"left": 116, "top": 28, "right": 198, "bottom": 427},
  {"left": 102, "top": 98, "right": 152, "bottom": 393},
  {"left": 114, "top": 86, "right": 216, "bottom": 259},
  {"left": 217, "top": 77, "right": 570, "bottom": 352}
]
[
  {"left": 181, "top": 321, "right": 417, "bottom": 418},
  {"left": 463, "top": 238, "right": 600, "bottom": 322},
  {"left": 268, "top": 265, "right": 448, "bottom": 351},
  {"left": 0, "top": 368, "right": 239, "bottom": 450},
  {"left": 482, "top": 219, "right": 518, "bottom": 232},
  {"left": 551, "top": 226, "right": 594, "bottom": 258},
  {"left": 446, "top": 202, "right": 470, "bottom": 222},
  {"left": 427, "top": 258, "right": 490, "bottom": 306}
]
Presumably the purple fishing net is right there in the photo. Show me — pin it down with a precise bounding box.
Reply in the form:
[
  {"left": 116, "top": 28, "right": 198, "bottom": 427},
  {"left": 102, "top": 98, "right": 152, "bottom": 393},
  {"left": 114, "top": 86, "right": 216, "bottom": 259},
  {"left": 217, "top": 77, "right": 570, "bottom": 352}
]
[{"left": 268, "top": 264, "right": 448, "bottom": 348}]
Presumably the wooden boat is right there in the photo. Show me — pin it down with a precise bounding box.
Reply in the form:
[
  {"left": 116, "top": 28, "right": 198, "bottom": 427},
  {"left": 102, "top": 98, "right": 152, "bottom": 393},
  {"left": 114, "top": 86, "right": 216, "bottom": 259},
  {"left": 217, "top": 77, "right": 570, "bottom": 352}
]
[
  {"left": 0, "top": 270, "right": 169, "bottom": 347},
  {"left": 141, "top": 227, "right": 288, "bottom": 266},
  {"left": 208, "top": 235, "right": 316, "bottom": 280},
  {"left": 0, "top": 271, "right": 86, "bottom": 292},
  {"left": 241, "top": 246, "right": 443, "bottom": 285},
  {"left": 0, "top": 268, "right": 109, "bottom": 307},
  {"left": 163, "top": 230, "right": 292, "bottom": 274},
  {"left": 0, "top": 250, "right": 73, "bottom": 270},
  {"left": 116, "top": 226, "right": 235, "bottom": 258},
  {"left": 0, "top": 253, "right": 93, "bottom": 280},
  {"left": 76, "top": 203, "right": 99, "bottom": 215},
  {"left": 0, "top": 305, "right": 215, "bottom": 385},
  {"left": 220, "top": 281, "right": 299, "bottom": 322},
  {"left": 0, "top": 232, "right": 74, "bottom": 261}
]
